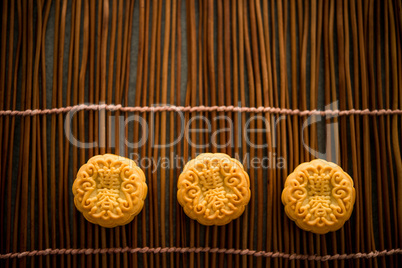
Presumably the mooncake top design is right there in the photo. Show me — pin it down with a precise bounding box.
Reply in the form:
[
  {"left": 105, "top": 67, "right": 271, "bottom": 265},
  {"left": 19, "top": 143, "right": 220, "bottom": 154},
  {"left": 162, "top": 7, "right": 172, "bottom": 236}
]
[
  {"left": 177, "top": 153, "right": 251, "bottom": 226},
  {"left": 72, "top": 154, "right": 147, "bottom": 228},
  {"left": 282, "top": 159, "right": 356, "bottom": 234}
]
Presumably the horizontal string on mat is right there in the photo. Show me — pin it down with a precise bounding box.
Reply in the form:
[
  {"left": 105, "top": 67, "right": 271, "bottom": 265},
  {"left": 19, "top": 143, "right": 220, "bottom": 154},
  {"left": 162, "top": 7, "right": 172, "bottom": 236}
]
[
  {"left": 0, "top": 247, "right": 400, "bottom": 261},
  {"left": 0, "top": 104, "right": 402, "bottom": 117}
]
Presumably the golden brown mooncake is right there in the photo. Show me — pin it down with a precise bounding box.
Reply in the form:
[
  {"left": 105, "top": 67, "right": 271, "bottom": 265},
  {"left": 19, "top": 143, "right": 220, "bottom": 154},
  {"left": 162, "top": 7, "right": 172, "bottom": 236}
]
[
  {"left": 177, "top": 153, "right": 251, "bottom": 226},
  {"left": 282, "top": 159, "right": 356, "bottom": 234},
  {"left": 72, "top": 154, "right": 147, "bottom": 228}
]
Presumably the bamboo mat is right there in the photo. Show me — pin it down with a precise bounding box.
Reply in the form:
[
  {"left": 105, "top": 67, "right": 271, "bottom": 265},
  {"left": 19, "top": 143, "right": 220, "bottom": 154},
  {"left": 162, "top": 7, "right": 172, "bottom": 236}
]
[{"left": 1, "top": 0, "right": 402, "bottom": 267}]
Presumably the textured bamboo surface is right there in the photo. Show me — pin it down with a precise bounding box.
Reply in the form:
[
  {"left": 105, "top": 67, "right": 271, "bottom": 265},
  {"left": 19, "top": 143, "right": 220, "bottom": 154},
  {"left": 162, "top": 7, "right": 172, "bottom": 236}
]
[{"left": 0, "top": 0, "right": 402, "bottom": 267}]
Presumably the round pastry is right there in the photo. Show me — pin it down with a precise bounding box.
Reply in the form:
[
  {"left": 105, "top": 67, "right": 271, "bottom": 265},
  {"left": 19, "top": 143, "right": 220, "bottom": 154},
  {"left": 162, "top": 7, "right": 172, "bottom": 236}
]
[
  {"left": 177, "top": 153, "right": 251, "bottom": 225},
  {"left": 282, "top": 159, "right": 356, "bottom": 234},
  {"left": 72, "top": 154, "right": 147, "bottom": 228}
]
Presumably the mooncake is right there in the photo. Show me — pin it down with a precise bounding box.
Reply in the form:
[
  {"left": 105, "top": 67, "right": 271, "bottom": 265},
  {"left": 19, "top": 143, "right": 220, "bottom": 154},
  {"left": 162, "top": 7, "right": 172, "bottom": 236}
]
[
  {"left": 282, "top": 159, "right": 356, "bottom": 234},
  {"left": 72, "top": 154, "right": 147, "bottom": 228},
  {"left": 177, "top": 153, "right": 251, "bottom": 225}
]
